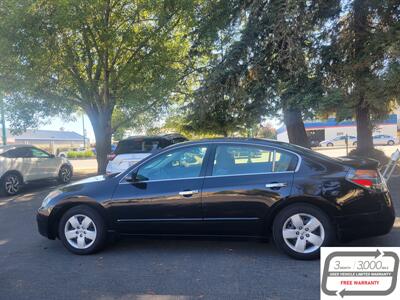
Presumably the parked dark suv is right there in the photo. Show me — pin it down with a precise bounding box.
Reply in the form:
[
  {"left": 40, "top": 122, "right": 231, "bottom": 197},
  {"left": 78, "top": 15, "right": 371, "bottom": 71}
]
[{"left": 37, "top": 138, "right": 395, "bottom": 259}]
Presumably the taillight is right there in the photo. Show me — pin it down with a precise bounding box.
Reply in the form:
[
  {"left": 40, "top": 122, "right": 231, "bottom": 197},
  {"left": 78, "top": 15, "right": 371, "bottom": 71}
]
[
  {"left": 346, "top": 169, "right": 386, "bottom": 190},
  {"left": 107, "top": 153, "right": 116, "bottom": 161}
]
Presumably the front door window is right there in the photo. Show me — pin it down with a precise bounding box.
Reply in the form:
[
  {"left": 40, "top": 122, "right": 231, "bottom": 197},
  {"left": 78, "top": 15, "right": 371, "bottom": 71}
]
[{"left": 136, "top": 146, "right": 208, "bottom": 181}]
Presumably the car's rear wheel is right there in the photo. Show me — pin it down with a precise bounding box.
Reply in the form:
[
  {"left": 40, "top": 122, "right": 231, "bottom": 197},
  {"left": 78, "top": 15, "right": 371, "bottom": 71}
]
[
  {"left": 1, "top": 172, "right": 22, "bottom": 196},
  {"left": 327, "top": 142, "right": 333, "bottom": 147},
  {"left": 58, "top": 205, "right": 107, "bottom": 254},
  {"left": 353, "top": 141, "right": 357, "bottom": 146},
  {"left": 58, "top": 165, "right": 72, "bottom": 184},
  {"left": 272, "top": 204, "right": 334, "bottom": 260}
]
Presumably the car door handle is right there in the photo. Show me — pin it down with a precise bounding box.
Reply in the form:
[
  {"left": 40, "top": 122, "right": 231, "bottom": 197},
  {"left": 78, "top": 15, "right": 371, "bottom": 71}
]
[
  {"left": 179, "top": 190, "right": 199, "bottom": 197},
  {"left": 265, "top": 183, "right": 287, "bottom": 189}
]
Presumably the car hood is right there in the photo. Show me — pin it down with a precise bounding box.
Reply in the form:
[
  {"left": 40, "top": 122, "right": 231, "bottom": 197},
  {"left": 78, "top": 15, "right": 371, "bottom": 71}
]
[{"left": 59, "top": 175, "right": 114, "bottom": 193}]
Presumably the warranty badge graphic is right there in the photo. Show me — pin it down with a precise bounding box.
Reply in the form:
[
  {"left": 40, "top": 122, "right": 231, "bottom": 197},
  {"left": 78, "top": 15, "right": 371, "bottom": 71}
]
[{"left": 321, "top": 247, "right": 400, "bottom": 299}]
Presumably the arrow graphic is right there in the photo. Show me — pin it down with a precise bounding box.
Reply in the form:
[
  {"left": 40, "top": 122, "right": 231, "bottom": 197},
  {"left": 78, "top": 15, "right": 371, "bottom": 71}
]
[{"left": 321, "top": 250, "right": 399, "bottom": 298}]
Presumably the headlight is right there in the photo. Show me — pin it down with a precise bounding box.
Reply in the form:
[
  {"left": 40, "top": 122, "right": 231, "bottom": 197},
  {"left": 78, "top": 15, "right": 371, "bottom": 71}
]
[{"left": 41, "top": 190, "right": 62, "bottom": 207}]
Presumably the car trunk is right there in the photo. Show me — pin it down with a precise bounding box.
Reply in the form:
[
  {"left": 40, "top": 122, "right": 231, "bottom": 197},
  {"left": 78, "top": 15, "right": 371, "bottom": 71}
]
[{"left": 337, "top": 156, "right": 380, "bottom": 170}]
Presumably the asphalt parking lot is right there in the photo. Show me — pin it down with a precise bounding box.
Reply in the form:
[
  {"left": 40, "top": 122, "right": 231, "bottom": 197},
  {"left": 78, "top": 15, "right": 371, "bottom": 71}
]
[{"left": 1, "top": 174, "right": 399, "bottom": 300}]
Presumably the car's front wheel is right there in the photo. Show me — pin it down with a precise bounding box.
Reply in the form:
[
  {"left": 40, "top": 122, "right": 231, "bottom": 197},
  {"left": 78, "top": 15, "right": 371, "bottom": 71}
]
[
  {"left": 58, "top": 165, "right": 73, "bottom": 184},
  {"left": 1, "top": 172, "right": 22, "bottom": 196},
  {"left": 387, "top": 140, "right": 395, "bottom": 146},
  {"left": 58, "top": 205, "right": 107, "bottom": 255},
  {"left": 272, "top": 204, "right": 334, "bottom": 260}
]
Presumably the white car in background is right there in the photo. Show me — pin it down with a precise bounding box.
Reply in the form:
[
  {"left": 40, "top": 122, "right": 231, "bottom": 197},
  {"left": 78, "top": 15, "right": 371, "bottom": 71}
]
[
  {"left": 371, "top": 134, "right": 397, "bottom": 145},
  {"left": 0, "top": 145, "right": 73, "bottom": 195},
  {"left": 106, "top": 134, "right": 188, "bottom": 174},
  {"left": 319, "top": 135, "right": 357, "bottom": 147}
]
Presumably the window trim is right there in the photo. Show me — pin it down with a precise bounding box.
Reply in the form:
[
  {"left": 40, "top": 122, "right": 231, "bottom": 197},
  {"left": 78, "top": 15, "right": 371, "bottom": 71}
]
[{"left": 119, "top": 141, "right": 302, "bottom": 184}]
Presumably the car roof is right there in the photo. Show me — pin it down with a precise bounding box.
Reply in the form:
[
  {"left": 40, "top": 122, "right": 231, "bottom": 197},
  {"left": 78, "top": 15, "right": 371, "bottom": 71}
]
[
  {"left": 160, "top": 138, "right": 344, "bottom": 165},
  {"left": 0, "top": 144, "right": 31, "bottom": 154},
  {"left": 163, "top": 137, "right": 300, "bottom": 151}
]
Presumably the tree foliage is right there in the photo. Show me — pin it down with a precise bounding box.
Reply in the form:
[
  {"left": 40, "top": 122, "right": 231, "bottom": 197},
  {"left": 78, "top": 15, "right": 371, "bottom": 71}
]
[
  {"left": 320, "top": 0, "right": 400, "bottom": 152},
  {"left": 0, "top": 0, "right": 219, "bottom": 172},
  {"left": 182, "top": 0, "right": 341, "bottom": 147}
]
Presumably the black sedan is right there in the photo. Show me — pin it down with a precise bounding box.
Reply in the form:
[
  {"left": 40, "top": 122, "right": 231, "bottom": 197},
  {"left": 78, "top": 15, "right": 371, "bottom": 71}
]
[{"left": 37, "top": 138, "right": 395, "bottom": 259}]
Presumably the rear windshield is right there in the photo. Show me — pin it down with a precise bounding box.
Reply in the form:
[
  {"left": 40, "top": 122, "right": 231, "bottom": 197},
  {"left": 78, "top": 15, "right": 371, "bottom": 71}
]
[{"left": 114, "top": 138, "right": 170, "bottom": 155}]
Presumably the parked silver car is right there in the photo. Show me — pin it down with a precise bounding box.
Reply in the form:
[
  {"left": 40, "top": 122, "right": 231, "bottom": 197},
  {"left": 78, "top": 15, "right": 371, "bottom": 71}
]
[
  {"left": 319, "top": 135, "right": 357, "bottom": 147},
  {"left": 372, "top": 134, "right": 397, "bottom": 145}
]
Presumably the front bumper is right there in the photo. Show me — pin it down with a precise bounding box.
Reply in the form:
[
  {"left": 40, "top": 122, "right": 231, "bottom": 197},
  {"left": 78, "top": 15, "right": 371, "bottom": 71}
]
[
  {"left": 336, "top": 196, "right": 395, "bottom": 242},
  {"left": 36, "top": 210, "right": 56, "bottom": 240}
]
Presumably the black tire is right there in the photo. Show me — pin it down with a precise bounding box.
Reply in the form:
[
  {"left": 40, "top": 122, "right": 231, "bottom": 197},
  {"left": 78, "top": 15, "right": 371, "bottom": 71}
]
[
  {"left": 353, "top": 141, "right": 357, "bottom": 146},
  {"left": 388, "top": 140, "right": 395, "bottom": 146},
  {"left": 327, "top": 142, "right": 333, "bottom": 147},
  {"left": 1, "top": 172, "right": 23, "bottom": 196},
  {"left": 58, "top": 165, "right": 73, "bottom": 184},
  {"left": 272, "top": 203, "right": 334, "bottom": 260},
  {"left": 58, "top": 205, "right": 107, "bottom": 255}
]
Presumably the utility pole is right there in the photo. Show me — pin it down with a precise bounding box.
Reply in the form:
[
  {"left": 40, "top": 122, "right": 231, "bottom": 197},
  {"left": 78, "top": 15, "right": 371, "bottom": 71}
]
[
  {"left": 82, "top": 113, "right": 86, "bottom": 148},
  {"left": 1, "top": 94, "right": 6, "bottom": 146}
]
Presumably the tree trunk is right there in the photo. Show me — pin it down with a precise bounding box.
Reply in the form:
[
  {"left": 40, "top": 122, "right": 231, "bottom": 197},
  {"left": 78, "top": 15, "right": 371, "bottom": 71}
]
[
  {"left": 283, "top": 108, "right": 310, "bottom": 148},
  {"left": 355, "top": 104, "right": 374, "bottom": 154},
  {"left": 351, "top": 1, "right": 374, "bottom": 155},
  {"left": 87, "top": 108, "right": 113, "bottom": 174}
]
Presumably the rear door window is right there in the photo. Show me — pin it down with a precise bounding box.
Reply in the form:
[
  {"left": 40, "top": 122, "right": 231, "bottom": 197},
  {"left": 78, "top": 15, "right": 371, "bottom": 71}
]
[
  {"left": 1, "top": 147, "right": 31, "bottom": 158},
  {"left": 211, "top": 145, "right": 298, "bottom": 176}
]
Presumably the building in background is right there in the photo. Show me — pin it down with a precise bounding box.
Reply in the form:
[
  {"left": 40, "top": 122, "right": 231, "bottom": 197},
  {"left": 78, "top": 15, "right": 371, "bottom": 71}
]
[
  {"left": 277, "top": 114, "right": 398, "bottom": 146},
  {"left": 5, "top": 129, "right": 89, "bottom": 154}
]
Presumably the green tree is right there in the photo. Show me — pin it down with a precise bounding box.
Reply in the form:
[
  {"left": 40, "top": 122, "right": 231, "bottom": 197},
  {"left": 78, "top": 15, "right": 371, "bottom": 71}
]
[
  {"left": 0, "top": 0, "right": 208, "bottom": 173},
  {"left": 321, "top": 0, "right": 400, "bottom": 153},
  {"left": 184, "top": 0, "right": 340, "bottom": 147}
]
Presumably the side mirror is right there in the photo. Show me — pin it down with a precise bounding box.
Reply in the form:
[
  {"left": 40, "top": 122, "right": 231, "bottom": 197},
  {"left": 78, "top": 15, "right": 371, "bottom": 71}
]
[
  {"left": 125, "top": 173, "right": 136, "bottom": 182},
  {"left": 125, "top": 172, "right": 148, "bottom": 183}
]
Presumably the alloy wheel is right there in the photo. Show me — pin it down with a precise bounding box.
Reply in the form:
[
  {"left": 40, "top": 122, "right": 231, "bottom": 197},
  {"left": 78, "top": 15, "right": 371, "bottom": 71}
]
[
  {"left": 64, "top": 214, "right": 97, "bottom": 249},
  {"left": 60, "top": 166, "right": 72, "bottom": 182},
  {"left": 282, "top": 213, "right": 325, "bottom": 254},
  {"left": 5, "top": 175, "right": 20, "bottom": 195}
]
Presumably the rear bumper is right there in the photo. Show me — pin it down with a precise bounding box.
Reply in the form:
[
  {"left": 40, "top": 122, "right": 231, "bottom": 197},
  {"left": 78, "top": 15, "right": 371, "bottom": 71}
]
[{"left": 336, "top": 196, "right": 395, "bottom": 242}]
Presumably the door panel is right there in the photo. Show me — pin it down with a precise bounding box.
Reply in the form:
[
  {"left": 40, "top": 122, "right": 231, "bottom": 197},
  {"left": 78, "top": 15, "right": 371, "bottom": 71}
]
[
  {"left": 4, "top": 147, "right": 37, "bottom": 181},
  {"left": 201, "top": 173, "right": 293, "bottom": 235},
  {"left": 29, "top": 148, "right": 55, "bottom": 179},
  {"left": 110, "top": 178, "right": 204, "bottom": 234},
  {"left": 109, "top": 145, "right": 209, "bottom": 234},
  {"left": 201, "top": 144, "right": 297, "bottom": 236}
]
